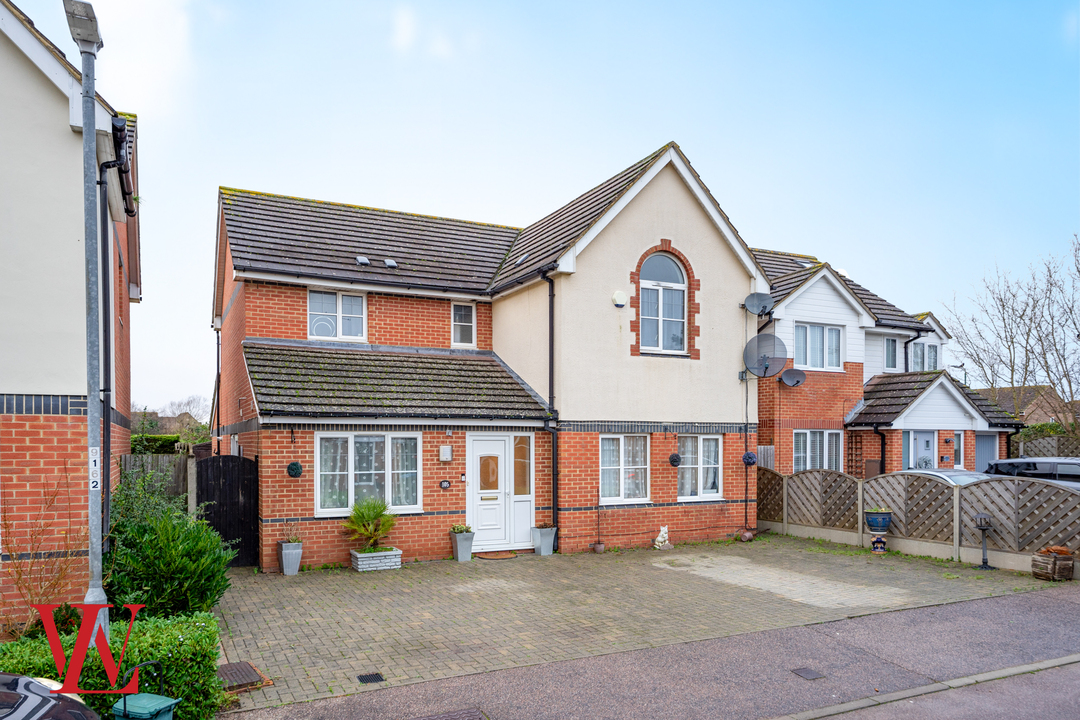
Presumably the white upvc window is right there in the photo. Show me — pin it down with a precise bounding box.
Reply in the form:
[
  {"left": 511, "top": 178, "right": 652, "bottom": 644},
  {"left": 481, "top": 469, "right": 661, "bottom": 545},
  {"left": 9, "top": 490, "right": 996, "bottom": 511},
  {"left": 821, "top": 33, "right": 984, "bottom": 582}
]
[
  {"left": 451, "top": 303, "right": 476, "bottom": 347},
  {"left": 794, "top": 323, "right": 842, "bottom": 370},
  {"left": 308, "top": 290, "right": 366, "bottom": 341},
  {"left": 793, "top": 430, "right": 842, "bottom": 472},
  {"left": 639, "top": 254, "right": 687, "bottom": 354},
  {"left": 912, "top": 342, "right": 938, "bottom": 371},
  {"left": 599, "top": 435, "right": 649, "bottom": 502},
  {"left": 884, "top": 337, "right": 898, "bottom": 370},
  {"left": 953, "top": 432, "right": 964, "bottom": 469},
  {"left": 677, "top": 435, "right": 722, "bottom": 500},
  {"left": 315, "top": 432, "right": 422, "bottom": 515}
]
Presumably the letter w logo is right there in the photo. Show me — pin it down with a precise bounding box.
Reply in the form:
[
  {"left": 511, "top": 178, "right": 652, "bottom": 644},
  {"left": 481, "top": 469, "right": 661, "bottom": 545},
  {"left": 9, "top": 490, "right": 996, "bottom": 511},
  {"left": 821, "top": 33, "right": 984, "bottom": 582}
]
[{"left": 32, "top": 604, "right": 145, "bottom": 694}]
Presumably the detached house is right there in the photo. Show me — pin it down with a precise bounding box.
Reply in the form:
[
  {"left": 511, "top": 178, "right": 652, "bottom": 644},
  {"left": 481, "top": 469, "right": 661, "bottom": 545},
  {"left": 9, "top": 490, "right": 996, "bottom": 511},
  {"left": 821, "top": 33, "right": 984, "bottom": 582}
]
[
  {"left": 750, "top": 249, "right": 1021, "bottom": 478},
  {"left": 1, "top": 1, "right": 141, "bottom": 604},
  {"left": 211, "top": 143, "right": 769, "bottom": 569}
]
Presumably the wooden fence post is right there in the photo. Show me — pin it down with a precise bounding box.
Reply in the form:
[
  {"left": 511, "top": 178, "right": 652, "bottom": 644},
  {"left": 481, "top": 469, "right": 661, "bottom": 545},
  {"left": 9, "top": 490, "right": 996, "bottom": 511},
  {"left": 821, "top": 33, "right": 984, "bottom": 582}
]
[
  {"left": 782, "top": 475, "right": 789, "bottom": 536},
  {"left": 953, "top": 484, "right": 961, "bottom": 561},
  {"left": 857, "top": 481, "right": 864, "bottom": 549}
]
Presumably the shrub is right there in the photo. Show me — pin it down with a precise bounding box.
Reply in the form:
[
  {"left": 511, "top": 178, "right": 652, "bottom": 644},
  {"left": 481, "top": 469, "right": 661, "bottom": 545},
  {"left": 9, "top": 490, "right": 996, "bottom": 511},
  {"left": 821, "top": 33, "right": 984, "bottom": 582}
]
[
  {"left": 110, "top": 465, "right": 187, "bottom": 542},
  {"left": 107, "top": 513, "right": 236, "bottom": 617},
  {"left": 0, "top": 612, "right": 225, "bottom": 720},
  {"left": 130, "top": 434, "right": 181, "bottom": 455},
  {"left": 342, "top": 497, "right": 397, "bottom": 549}
]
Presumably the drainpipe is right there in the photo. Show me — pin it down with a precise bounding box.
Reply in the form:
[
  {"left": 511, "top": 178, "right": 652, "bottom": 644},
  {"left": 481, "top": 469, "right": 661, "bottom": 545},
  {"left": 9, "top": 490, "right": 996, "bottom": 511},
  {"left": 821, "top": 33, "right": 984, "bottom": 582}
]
[
  {"left": 1005, "top": 427, "right": 1022, "bottom": 460},
  {"left": 872, "top": 424, "right": 888, "bottom": 476},
  {"left": 903, "top": 331, "right": 925, "bottom": 372},
  {"left": 215, "top": 329, "right": 222, "bottom": 455},
  {"left": 541, "top": 266, "right": 559, "bottom": 550}
]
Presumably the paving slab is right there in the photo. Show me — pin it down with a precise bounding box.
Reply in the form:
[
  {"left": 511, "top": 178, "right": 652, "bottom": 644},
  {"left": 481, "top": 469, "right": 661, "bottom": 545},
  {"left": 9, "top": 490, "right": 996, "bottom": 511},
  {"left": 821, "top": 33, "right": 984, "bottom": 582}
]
[{"left": 215, "top": 534, "right": 1052, "bottom": 711}]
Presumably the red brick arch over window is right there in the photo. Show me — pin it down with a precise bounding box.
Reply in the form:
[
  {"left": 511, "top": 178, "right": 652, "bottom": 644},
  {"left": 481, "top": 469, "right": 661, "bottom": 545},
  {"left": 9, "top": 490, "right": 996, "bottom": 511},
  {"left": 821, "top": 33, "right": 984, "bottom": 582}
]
[{"left": 629, "top": 239, "right": 701, "bottom": 359}]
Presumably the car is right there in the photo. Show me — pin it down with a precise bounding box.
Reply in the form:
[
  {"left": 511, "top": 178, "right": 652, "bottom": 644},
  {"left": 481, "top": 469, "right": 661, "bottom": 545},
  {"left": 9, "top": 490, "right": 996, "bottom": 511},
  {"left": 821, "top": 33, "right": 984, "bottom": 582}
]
[
  {"left": 983, "top": 457, "right": 1080, "bottom": 491},
  {"left": 907, "top": 468, "right": 994, "bottom": 486},
  {"left": 0, "top": 673, "right": 100, "bottom": 720}
]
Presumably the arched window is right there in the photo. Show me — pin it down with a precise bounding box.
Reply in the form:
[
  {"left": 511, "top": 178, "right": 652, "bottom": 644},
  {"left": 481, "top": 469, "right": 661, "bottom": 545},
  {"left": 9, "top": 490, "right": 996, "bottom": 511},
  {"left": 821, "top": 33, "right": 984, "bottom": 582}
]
[{"left": 639, "top": 253, "right": 686, "bottom": 353}]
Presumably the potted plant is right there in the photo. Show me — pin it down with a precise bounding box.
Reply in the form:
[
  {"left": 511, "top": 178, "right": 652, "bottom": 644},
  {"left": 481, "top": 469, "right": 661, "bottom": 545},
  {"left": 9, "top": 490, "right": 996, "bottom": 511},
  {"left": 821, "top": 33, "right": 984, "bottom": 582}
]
[
  {"left": 278, "top": 522, "right": 303, "bottom": 576},
  {"left": 532, "top": 522, "right": 557, "bottom": 556},
  {"left": 342, "top": 497, "right": 401, "bottom": 572},
  {"left": 865, "top": 506, "right": 893, "bottom": 535},
  {"left": 449, "top": 523, "right": 474, "bottom": 562},
  {"left": 1032, "top": 545, "right": 1075, "bottom": 581}
]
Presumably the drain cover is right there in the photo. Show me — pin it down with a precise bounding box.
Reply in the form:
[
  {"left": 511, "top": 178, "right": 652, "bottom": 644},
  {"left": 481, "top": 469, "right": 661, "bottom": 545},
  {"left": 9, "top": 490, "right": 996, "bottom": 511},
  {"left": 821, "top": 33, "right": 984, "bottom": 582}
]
[
  {"left": 410, "top": 711, "right": 484, "bottom": 720},
  {"left": 357, "top": 672, "right": 385, "bottom": 684},
  {"left": 217, "top": 662, "right": 262, "bottom": 692},
  {"left": 792, "top": 667, "right": 825, "bottom": 680}
]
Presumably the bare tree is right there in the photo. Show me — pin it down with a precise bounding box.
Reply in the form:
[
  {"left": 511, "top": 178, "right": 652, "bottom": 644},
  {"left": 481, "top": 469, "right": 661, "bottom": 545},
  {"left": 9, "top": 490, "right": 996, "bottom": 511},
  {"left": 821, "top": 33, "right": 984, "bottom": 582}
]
[
  {"left": 161, "top": 395, "right": 211, "bottom": 424},
  {"left": 945, "top": 235, "right": 1080, "bottom": 440}
]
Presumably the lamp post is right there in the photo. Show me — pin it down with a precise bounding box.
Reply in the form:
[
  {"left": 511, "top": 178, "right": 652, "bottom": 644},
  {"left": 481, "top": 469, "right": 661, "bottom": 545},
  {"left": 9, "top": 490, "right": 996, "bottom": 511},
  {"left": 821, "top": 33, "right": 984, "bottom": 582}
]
[
  {"left": 974, "top": 512, "right": 996, "bottom": 571},
  {"left": 64, "top": 0, "right": 109, "bottom": 641}
]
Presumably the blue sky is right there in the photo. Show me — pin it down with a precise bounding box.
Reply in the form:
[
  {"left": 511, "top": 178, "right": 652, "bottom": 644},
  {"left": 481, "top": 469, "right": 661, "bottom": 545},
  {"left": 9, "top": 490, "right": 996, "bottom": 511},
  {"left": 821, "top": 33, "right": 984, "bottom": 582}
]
[{"left": 19, "top": 0, "right": 1080, "bottom": 409}]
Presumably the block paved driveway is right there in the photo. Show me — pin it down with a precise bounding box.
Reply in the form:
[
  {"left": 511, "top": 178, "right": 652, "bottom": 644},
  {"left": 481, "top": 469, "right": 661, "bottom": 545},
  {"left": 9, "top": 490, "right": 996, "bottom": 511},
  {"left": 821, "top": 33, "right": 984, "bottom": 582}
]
[{"left": 215, "top": 535, "right": 1049, "bottom": 711}]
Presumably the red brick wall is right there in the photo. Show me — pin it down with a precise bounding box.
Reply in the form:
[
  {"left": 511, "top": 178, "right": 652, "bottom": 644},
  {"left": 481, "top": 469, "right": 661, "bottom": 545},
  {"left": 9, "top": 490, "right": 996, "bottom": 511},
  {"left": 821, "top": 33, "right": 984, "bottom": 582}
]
[
  {"left": 253, "top": 429, "right": 552, "bottom": 569},
  {"left": 758, "top": 359, "right": 864, "bottom": 474},
  {"left": 555, "top": 431, "right": 754, "bottom": 553},
  {"left": 847, "top": 428, "right": 906, "bottom": 478},
  {"left": 0, "top": 415, "right": 91, "bottom": 610},
  {"left": 628, "top": 240, "right": 701, "bottom": 359}
]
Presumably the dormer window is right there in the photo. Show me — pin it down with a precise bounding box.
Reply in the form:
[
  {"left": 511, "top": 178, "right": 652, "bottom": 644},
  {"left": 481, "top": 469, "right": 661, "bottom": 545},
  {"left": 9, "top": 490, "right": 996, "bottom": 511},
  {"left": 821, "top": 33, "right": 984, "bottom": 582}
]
[
  {"left": 308, "top": 290, "right": 366, "bottom": 341},
  {"left": 639, "top": 253, "right": 686, "bottom": 354},
  {"left": 912, "top": 342, "right": 938, "bottom": 371}
]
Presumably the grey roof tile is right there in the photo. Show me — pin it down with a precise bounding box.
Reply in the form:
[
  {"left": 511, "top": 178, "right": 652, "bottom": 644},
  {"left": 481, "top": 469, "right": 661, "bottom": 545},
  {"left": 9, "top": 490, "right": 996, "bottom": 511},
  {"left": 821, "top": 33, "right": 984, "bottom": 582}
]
[
  {"left": 244, "top": 342, "right": 551, "bottom": 420},
  {"left": 847, "top": 371, "right": 1020, "bottom": 427}
]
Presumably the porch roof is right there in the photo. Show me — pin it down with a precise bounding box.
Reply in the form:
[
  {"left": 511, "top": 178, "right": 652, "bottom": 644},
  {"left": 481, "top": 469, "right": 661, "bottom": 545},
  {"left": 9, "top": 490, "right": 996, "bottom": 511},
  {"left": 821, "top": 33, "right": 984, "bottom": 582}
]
[
  {"left": 846, "top": 371, "right": 1021, "bottom": 428},
  {"left": 244, "top": 341, "right": 552, "bottom": 420}
]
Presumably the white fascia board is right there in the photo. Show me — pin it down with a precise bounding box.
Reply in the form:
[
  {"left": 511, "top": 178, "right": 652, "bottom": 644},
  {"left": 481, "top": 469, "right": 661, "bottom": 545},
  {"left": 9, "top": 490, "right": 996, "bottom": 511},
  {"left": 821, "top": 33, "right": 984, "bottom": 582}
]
[
  {"left": 920, "top": 316, "right": 950, "bottom": 345},
  {"left": 559, "top": 148, "right": 768, "bottom": 292},
  {"left": 892, "top": 375, "right": 990, "bottom": 431},
  {"left": 772, "top": 269, "right": 876, "bottom": 327},
  {"left": 490, "top": 273, "right": 546, "bottom": 301},
  {"left": 245, "top": 358, "right": 260, "bottom": 418},
  {"left": 261, "top": 415, "right": 546, "bottom": 428},
  {"left": 233, "top": 269, "right": 486, "bottom": 302}
]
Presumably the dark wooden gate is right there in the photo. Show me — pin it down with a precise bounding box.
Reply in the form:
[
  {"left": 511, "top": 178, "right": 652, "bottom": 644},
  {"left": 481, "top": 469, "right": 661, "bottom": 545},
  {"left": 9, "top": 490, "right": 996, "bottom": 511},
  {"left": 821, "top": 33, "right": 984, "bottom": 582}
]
[{"left": 196, "top": 455, "right": 259, "bottom": 566}]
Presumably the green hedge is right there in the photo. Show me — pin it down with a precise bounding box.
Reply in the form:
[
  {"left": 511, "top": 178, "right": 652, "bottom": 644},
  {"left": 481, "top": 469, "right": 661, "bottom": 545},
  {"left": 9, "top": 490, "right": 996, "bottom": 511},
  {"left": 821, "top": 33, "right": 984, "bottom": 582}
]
[
  {"left": 0, "top": 613, "right": 225, "bottom": 720},
  {"left": 130, "top": 434, "right": 181, "bottom": 455}
]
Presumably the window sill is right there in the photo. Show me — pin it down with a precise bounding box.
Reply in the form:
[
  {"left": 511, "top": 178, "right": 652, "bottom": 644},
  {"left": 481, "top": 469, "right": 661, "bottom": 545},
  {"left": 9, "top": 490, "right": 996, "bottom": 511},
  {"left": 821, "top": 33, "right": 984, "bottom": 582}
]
[
  {"left": 450, "top": 343, "right": 477, "bottom": 350},
  {"left": 638, "top": 351, "right": 690, "bottom": 359},
  {"left": 599, "top": 498, "right": 651, "bottom": 506},
  {"left": 307, "top": 336, "right": 369, "bottom": 344},
  {"left": 677, "top": 495, "right": 725, "bottom": 502},
  {"left": 315, "top": 507, "right": 424, "bottom": 518},
  {"left": 793, "top": 366, "right": 845, "bottom": 373}
]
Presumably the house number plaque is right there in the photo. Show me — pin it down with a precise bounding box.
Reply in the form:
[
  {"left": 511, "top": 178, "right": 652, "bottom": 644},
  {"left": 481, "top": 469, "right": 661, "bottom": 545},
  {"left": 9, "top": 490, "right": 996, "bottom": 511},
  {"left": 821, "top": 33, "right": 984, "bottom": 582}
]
[{"left": 439, "top": 480, "right": 451, "bottom": 490}]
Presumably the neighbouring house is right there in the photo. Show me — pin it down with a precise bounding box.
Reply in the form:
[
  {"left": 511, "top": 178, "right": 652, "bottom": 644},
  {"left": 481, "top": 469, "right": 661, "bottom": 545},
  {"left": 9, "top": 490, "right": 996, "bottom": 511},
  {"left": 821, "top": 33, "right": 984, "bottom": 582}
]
[
  {"left": 132, "top": 410, "right": 201, "bottom": 435},
  {"left": 750, "top": 249, "right": 1021, "bottom": 478},
  {"left": 0, "top": 1, "right": 141, "bottom": 606},
  {"left": 211, "top": 142, "right": 770, "bottom": 568},
  {"left": 974, "top": 386, "right": 1077, "bottom": 427}
]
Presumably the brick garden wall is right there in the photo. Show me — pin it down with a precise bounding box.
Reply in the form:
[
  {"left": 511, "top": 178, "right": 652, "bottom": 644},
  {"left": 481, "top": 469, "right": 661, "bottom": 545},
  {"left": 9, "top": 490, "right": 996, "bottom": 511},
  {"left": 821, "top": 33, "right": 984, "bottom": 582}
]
[{"left": 555, "top": 431, "right": 754, "bottom": 553}]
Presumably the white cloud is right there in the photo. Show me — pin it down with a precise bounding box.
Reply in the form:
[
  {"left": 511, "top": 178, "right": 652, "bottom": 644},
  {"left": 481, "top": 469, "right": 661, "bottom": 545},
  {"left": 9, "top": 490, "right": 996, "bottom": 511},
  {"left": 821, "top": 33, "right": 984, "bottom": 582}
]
[
  {"left": 428, "top": 31, "right": 453, "bottom": 59},
  {"left": 392, "top": 6, "right": 417, "bottom": 53}
]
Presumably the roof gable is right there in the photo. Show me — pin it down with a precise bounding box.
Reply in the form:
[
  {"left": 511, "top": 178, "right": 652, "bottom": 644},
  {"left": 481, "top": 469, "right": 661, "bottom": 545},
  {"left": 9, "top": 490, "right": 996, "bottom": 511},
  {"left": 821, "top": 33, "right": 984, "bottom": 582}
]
[
  {"left": 768, "top": 263, "right": 875, "bottom": 326},
  {"left": 847, "top": 370, "right": 1022, "bottom": 428}
]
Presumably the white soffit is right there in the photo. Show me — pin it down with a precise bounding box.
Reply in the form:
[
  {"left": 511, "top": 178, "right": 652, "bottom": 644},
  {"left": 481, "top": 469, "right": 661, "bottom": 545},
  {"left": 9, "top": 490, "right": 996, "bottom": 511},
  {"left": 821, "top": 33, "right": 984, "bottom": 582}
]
[{"left": 559, "top": 148, "right": 768, "bottom": 292}]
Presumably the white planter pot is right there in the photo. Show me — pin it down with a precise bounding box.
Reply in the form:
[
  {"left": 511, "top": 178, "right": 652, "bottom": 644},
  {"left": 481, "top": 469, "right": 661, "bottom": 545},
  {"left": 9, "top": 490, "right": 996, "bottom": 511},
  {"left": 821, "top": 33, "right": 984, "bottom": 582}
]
[
  {"left": 532, "top": 527, "right": 557, "bottom": 556},
  {"left": 350, "top": 547, "right": 402, "bottom": 572},
  {"left": 278, "top": 541, "right": 303, "bottom": 576},
  {"left": 450, "top": 532, "right": 474, "bottom": 562}
]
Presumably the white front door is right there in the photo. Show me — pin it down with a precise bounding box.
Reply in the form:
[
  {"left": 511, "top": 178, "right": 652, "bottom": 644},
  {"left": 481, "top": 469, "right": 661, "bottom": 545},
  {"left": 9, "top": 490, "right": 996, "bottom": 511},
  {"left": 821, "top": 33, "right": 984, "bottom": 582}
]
[
  {"left": 467, "top": 434, "right": 535, "bottom": 551},
  {"left": 470, "top": 438, "right": 509, "bottom": 547}
]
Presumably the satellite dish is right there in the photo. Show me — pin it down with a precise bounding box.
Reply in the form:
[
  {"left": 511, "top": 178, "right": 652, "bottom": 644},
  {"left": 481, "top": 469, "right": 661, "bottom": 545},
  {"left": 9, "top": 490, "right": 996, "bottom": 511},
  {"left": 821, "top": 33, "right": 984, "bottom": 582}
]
[
  {"left": 780, "top": 368, "right": 806, "bottom": 387},
  {"left": 742, "top": 334, "right": 787, "bottom": 378},
  {"left": 743, "top": 293, "right": 775, "bottom": 316}
]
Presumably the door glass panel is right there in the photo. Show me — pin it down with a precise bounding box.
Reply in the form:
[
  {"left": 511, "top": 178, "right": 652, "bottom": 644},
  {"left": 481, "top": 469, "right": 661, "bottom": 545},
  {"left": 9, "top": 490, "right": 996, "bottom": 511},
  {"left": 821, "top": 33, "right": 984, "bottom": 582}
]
[
  {"left": 480, "top": 455, "right": 500, "bottom": 491},
  {"left": 514, "top": 437, "right": 531, "bottom": 495}
]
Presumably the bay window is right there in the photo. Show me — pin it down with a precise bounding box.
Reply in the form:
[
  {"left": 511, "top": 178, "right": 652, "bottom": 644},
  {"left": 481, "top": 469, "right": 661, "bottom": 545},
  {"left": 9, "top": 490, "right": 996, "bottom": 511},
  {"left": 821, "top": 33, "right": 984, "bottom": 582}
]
[
  {"left": 793, "top": 430, "right": 842, "bottom": 472},
  {"left": 600, "top": 435, "right": 649, "bottom": 502},
  {"left": 316, "top": 432, "right": 422, "bottom": 514},
  {"left": 677, "top": 435, "right": 722, "bottom": 499},
  {"left": 794, "top": 323, "right": 841, "bottom": 370}
]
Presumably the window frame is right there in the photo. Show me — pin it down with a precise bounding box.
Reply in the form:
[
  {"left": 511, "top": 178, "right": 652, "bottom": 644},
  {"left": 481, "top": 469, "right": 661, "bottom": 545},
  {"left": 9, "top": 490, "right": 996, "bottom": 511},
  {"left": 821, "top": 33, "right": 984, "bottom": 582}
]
[
  {"left": 953, "top": 432, "right": 964, "bottom": 469},
  {"left": 676, "top": 435, "right": 724, "bottom": 501},
  {"left": 638, "top": 254, "right": 688, "bottom": 355},
  {"left": 599, "top": 434, "right": 651, "bottom": 504},
  {"left": 793, "top": 323, "right": 843, "bottom": 371},
  {"left": 884, "top": 337, "right": 898, "bottom": 371},
  {"left": 307, "top": 289, "right": 368, "bottom": 343},
  {"left": 450, "top": 302, "right": 478, "bottom": 348},
  {"left": 314, "top": 431, "right": 423, "bottom": 517},
  {"left": 911, "top": 341, "right": 939, "bottom": 372},
  {"left": 792, "top": 430, "right": 843, "bottom": 473}
]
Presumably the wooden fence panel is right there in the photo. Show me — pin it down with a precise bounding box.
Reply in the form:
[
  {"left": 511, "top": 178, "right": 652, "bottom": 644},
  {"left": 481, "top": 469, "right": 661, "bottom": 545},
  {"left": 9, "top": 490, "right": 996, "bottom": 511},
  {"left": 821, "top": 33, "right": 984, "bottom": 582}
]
[
  {"left": 820, "top": 471, "right": 858, "bottom": 530},
  {"left": 1021, "top": 436, "right": 1080, "bottom": 458},
  {"left": 864, "top": 474, "right": 907, "bottom": 537},
  {"left": 757, "top": 467, "right": 784, "bottom": 522},
  {"left": 786, "top": 472, "right": 821, "bottom": 526},
  {"left": 1016, "top": 480, "right": 1080, "bottom": 553},
  {"left": 905, "top": 475, "right": 953, "bottom": 543},
  {"left": 119, "top": 454, "right": 186, "bottom": 497},
  {"left": 960, "top": 478, "right": 1018, "bottom": 552},
  {"left": 756, "top": 446, "right": 775, "bottom": 471}
]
